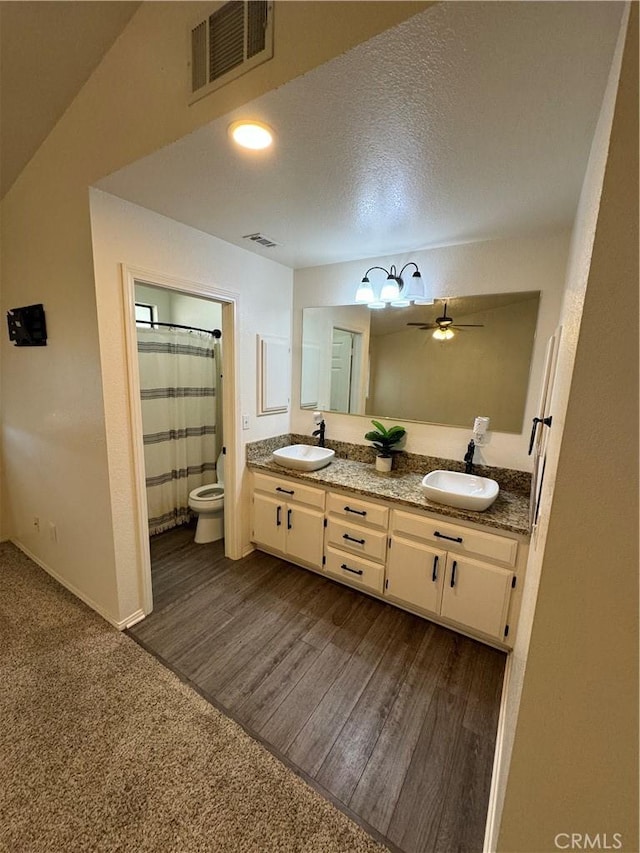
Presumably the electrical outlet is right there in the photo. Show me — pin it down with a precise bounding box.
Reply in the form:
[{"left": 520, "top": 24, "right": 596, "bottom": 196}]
[
  {"left": 33, "top": 517, "right": 40, "bottom": 533},
  {"left": 242, "top": 414, "right": 250, "bottom": 430},
  {"left": 49, "top": 522, "right": 57, "bottom": 543}
]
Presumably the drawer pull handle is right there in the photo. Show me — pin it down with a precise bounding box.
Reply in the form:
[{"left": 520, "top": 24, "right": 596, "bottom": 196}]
[
  {"left": 432, "top": 555, "right": 439, "bottom": 582},
  {"left": 344, "top": 506, "right": 367, "bottom": 516},
  {"left": 287, "top": 508, "right": 292, "bottom": 530},
  {"left": 343, "top": 534, "right": 366, "bottom": 545},
  {"left": 434, "top": 531, "right": 463, "bottom": 544},
  {"left": 341, "top": 563, "right": 364, "bottom": 576},
  {"left": 276, "top": 506, "right": 282, "bottom": 527},
  {"left": 276, "top": 487, "right": 295, "bottom": 495},
  {"left": 450, "top": 560, "right": 458, "bottom": 588}
]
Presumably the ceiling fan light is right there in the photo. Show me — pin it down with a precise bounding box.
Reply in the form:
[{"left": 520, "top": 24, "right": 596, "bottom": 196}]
[{"left": 433, "top": 327, "right": 454, "bottom": 341}]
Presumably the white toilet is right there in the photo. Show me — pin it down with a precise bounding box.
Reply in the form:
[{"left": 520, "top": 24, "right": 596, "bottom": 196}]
[{"left": 188, "top": 451, "right": 225, "bottom": 544}]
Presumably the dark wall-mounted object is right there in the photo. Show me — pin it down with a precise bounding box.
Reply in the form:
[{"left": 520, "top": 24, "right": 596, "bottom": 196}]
[{"left": 7, "top": 304, "right": 47, "bottom": 346}]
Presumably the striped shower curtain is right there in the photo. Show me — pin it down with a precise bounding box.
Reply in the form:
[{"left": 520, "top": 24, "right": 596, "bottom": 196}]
[{"left": 137, "top": 328, "right": 219, "bottom": 535}]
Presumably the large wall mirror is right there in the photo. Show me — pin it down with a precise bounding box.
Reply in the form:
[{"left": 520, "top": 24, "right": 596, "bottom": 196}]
[{"left": 301, "top": 291, "right": 540, "bottom": 432}]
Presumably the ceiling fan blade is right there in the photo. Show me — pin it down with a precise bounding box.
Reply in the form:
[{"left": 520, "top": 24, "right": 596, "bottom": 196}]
[
  {"left": 406, "top": 323, "right": 437, "bottom": 328},
  {"left": 452, "top": 323, "right": 484, "bottom": 328}
]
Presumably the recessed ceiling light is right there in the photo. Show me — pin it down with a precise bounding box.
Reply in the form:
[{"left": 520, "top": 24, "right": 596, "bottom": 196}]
[{"left": 229, "top": 120, "right": 274, "bottom": 150}]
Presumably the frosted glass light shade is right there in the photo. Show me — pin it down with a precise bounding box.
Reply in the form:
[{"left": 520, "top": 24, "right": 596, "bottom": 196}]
[
  {"left": 355, "top": 281, "right": 375, "bottom": 303},
  {"left": 404, "top": 271, "right": 434, "bottom": 305},
  {"left": 380, "top": 279, "right": 401, "bottom": 302}
]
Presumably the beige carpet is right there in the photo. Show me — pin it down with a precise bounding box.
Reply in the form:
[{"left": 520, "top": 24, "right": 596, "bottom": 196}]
[{"left": 0, "top": 543, "right": 387, "bottom": 853}]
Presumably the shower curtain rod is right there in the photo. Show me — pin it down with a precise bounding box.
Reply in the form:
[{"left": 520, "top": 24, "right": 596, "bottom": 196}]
[{"left": 136, "top": 320, "right": 221, "bottom": 338}]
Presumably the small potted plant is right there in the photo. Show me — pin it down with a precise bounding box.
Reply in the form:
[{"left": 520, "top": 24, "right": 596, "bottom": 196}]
[{"left": 364, "top": 420, "right": 406, "bottom": 472}]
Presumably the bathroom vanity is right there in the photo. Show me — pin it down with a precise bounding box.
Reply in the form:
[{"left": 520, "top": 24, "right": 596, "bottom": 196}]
[{"left": 248, "top": 443, "right": 530, "bottom": 651}]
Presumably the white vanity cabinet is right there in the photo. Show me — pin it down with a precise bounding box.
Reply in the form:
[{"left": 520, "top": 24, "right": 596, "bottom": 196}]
[
  {"left": 251, "top": 472, "right": 325, "bottom": 570},
  {"left": 386, "top": 510, "right": 519, "bottom": 643},
  {"left": 250, "top": 470, "right": 528, "bottom": 648},
  {"left": 323, "top": 492, "right": 389, "bottom": 594}
]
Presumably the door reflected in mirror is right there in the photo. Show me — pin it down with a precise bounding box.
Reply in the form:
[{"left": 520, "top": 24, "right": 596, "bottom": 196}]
[{"left": 300, "top": 291, "right": 540, "bottom": 432}]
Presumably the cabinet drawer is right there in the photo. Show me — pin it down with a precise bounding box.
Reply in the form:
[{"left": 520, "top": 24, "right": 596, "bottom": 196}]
[
  {"left": 391, "top": 510, "right": 518, "bottom": 566},
  {"left": 327, "top": 492, "right": 389, "bottom": 529},
  {"left": 253, "top": 472, "right": 325, "bottom": 510},
  {"left": 325, "top": 518, "right": 387, "bottom": 563},
  {"left": 324, "top": 545, "right": 385, "bottom": 594}
]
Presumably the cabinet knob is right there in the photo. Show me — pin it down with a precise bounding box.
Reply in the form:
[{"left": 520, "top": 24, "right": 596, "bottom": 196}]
[
  {"left": 450, "top": 560, "right": 458, "bottom": 588},
  {"left": 276, "top": 486, "right": 295, "bottom": 495},
  {"left": 432, "top": 555, "right": 439, "bottom": 582}
]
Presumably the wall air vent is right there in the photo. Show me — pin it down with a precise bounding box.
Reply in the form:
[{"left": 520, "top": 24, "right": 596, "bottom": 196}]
[
  {"left": 190, "top": 1, "right": 274, "bottom": 104},
  {"left": 243, "top": 233, "right": 279, "bottom": 248}
]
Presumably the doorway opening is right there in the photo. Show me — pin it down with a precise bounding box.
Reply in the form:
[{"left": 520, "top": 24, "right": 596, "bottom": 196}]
[{"left": 122, "top": 265, "right": 240, "bottom": 615}]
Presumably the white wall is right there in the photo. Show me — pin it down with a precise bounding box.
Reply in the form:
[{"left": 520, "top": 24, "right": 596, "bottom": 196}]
[
  {"left": 292, "top": 232, "right": 569, "bottom": 470},
  {"left": 90, "top": 189, "right": 292, "bottom": 624}
]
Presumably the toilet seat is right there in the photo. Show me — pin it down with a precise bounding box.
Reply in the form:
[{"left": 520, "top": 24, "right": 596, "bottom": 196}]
[
  {"left": 189, "top": 484, "right": 224, "bottom": 509},
  {"left": 190, "top": 485, "right": 223, "bottom": 500}
]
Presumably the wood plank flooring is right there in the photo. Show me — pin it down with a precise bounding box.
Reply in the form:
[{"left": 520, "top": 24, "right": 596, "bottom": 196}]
[{"left": 127, "top": 525, "right": 506, "bottom": 853}]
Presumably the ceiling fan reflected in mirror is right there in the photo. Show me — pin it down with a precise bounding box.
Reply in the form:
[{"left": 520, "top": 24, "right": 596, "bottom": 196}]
[{"left": 406, "top": 301, "right": 484, "bottom": 340}]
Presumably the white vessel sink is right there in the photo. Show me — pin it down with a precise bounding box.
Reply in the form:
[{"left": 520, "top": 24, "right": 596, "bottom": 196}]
[
  {"left": 421, "top": 470, "right": 499, "bottom": 512},
  {"left": 272, "top": 444, "right": 335, "bottom": 472}
]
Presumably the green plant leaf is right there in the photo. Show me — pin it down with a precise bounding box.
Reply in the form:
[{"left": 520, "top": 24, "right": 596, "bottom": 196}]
[{"left": 370, "top": 420, "right": 388, "bottom": 436}]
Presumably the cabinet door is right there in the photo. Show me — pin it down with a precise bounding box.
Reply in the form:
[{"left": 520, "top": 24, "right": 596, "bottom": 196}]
[
  {"left": 441, "top": 555, "right": 513, "bottom": 640},
  {"left": 385, "top": 536, "right": 445, "bottom": 616},
  {"left": 285, "top": 504, "right": 325, "bottom": 569},
  {"left": 252, "top": 493, "right": 286, "bottom": 553}
]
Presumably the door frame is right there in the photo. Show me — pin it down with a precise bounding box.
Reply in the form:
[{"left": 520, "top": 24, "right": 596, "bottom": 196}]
[
  {"left": 121, "top": 264, "right": 241, "bottom": 615},
  {"left": 330, "top": 325, "right": 364, "bottom": 413}
]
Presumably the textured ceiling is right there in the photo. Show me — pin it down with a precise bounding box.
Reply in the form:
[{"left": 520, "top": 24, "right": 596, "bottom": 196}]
[
  {"left": 97, "top": 1, "right": 623, "bottom": 269},
  {"left": 0, "top": 1, "right": 140, "bottom": 197}
]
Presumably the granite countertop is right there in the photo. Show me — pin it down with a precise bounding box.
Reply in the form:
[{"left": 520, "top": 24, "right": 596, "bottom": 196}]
[{"left": 248, "top": 451, "right": 531, "bottom": 537}]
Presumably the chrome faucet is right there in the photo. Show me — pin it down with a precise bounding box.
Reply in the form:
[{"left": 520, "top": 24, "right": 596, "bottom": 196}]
[
  {"left": 464, "top": 439, "right": 475, "bottom": 474},
  {"left": 312, "top": 420, "right": 326, "bottom": 448}
]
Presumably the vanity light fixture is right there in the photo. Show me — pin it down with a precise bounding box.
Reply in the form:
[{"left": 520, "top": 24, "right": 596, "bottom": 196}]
[
  {"left": 354, "top": 262, "right": 433, "bottom": 309},
  {"left": 228, "top": 120, "right": 274, "bottom": 150}
]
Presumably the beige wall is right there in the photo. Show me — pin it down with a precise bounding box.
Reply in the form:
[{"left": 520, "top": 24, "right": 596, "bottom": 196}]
[
  {"left": 496, "top": 6, "right": 638, "bottom": 850},
  {"left": 292, "top": 232, "right": 569, "bottom": 471},
  {"left": 0, "top": 1, "right": 426, "bottom": 623}
]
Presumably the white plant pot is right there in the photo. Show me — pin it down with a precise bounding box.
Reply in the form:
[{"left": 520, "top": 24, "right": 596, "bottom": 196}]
[{"left": 375, "top": 455, "right": 393, "bottom": 473}]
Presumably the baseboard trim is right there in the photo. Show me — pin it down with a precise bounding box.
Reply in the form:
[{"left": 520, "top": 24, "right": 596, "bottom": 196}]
[
  {"left": 123, "top": 609, "right": 146, "bottom": 629},
  {"left": 483, "top": 652, "right": 513, "bottom": 852},
  {"left": 10, "top": 539, "right": 141, "bottom": 632}
]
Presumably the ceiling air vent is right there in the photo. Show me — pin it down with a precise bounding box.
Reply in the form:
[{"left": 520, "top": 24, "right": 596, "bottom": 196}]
[
  {"left": 190, "top": 1, "right": 274, "bottom": 104},
  {"left": 243, "top": 233, "right": 279, "bottom": 248}
]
